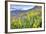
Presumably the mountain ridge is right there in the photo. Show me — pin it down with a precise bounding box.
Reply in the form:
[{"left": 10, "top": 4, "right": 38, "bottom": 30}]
[{"left": 11, "top": 6, "right": 42, "bottom": 16}]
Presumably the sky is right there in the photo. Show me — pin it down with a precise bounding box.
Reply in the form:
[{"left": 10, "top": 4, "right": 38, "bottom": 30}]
[{"left": 10, "top": 4, "right": 35, "bottom": 11}]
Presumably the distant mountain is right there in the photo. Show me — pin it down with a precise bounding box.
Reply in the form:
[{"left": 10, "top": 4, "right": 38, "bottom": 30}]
[
  {"left": 28, "top": 6, "right": 42, "bottom": 10},
  {"left": 11, "top": 6, "right": 42, "bottom": 16},
  {"left": 11, "top": 10, "right": 28, "bottom": 16}
]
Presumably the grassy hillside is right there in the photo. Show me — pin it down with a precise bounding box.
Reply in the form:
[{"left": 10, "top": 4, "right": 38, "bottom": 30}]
[{"left": 11, "top": 6, "right": 42, "bottom": 29}]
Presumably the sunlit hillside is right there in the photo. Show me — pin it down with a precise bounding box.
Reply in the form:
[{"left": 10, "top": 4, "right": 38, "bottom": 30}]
[{"left": 10, "top": 6, "right": 42, "bottom": 29}]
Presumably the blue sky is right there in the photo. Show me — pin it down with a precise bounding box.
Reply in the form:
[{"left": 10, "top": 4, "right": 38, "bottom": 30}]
[{"left": 10, "top": 4, "right": 35, "bottom": 11}]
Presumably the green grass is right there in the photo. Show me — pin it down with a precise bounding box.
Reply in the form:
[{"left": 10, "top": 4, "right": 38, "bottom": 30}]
[{"left": 11, "top": 9, "right": 42, "bottom": 29}]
